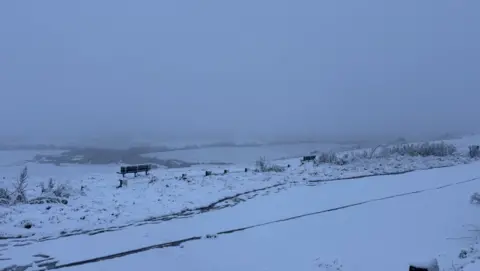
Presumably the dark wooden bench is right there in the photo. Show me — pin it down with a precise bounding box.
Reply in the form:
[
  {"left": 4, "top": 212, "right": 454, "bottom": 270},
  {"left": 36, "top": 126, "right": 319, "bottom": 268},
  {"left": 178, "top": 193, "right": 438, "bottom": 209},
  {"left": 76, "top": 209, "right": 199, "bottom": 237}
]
[
  {"left": 118, "top": 164, "right": 152, "bottom": 177},
  {"left": 302, "top": 155, "right": 316, "bottom": 162}
]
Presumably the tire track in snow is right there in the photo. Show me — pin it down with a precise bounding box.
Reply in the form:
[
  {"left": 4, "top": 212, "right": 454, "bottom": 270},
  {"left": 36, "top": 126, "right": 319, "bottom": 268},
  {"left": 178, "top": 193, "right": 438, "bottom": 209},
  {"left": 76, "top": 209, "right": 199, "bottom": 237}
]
[
  {"left": 0, "top": 182, "right": 290, "bottom": 244},
  {"left": 8, "top": 175, "right": 479, "bottom": 271}
]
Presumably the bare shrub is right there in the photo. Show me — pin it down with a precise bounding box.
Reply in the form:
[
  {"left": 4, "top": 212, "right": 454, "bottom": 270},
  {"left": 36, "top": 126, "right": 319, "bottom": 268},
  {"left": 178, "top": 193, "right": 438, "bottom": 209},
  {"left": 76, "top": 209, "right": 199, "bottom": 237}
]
[
  {"left": 12, "top": 166, "right": 28, "bottom": 204},
  {"left": 469, "top": 145, "right": 480, "bottom": 158},
  {"left": 386, "top": 142, "right": 456, "bottom": 157},
  {"left": 255, "top": 157, "right": 285, "bottom": 172}
]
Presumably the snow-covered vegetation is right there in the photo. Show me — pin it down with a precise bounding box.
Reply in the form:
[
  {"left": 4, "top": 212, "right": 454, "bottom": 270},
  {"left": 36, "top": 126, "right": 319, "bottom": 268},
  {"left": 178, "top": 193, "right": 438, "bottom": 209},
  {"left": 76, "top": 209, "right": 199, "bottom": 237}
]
[{"left": 314, "top": 141, "right": 460, "bottom": 166}]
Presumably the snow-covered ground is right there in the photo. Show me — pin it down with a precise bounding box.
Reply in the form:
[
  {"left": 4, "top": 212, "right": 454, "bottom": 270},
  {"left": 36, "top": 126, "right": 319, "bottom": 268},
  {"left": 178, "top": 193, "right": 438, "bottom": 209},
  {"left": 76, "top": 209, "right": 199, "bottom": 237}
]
[
  {"left": 1, "top": 161, "right": 480, "bottom": 270},
  {"left": 0, "top": 148, "right": 473, "bottom": 241},
  {"left": 1, "top": 135, "right": 480, "bottom": 270}
]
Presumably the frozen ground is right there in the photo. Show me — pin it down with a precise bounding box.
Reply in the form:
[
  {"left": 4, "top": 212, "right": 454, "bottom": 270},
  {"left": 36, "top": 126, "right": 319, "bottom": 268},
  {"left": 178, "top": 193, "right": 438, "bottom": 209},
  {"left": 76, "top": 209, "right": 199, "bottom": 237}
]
[{"left": 1, "top": 135, "right": 480, "bottom": 270}]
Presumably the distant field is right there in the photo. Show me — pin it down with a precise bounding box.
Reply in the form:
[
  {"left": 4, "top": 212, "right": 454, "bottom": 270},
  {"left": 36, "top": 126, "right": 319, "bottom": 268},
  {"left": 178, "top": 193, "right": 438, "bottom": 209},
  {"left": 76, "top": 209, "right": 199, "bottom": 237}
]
[{"left": 143, "top": 142, "right": 344, "bottom": 164}]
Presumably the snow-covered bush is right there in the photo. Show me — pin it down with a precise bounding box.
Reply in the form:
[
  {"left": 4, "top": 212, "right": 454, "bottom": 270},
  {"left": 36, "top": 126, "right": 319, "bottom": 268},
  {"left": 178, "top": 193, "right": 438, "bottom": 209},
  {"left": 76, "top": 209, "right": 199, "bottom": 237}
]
[
  {"left": 315, "top": 152, "right": 347, "bottom": 165},
  {"left": 312, "top": 141, "right": 457, "bottom": 167},
  {"left": 469, "top": 145, "right": 480, "bottom": 158},
  {"left": 256, "top": 156, "right": 267, "bottom": 171},
  {"left": 29, "top": 196, "right": 68, "bottom": 205},
  {"left": 342, "top": 150, "right": 373, "bottom": 164},
  {"left": 356, "top": 150, "right": 370, "bottom": 159},
  {"left": 148, "top": 175, "right": 159, "bottom": 184},
  {"left": 385, "top": 142, "right": 456, "bottom": 157},
  {"left": 12, "top": 166, "right": 28, "bottom": 204},
  {"left": 255, "top": 157, "right": 285, "bottom": 172},
  {"left": 39, "top": 178, "right": 72, "bottom": 198},
  {"left": 266, "top": 164, "right": 286, "bottom": 172},
  {"left": 0, "top": 187, "right": 10, "bottom": 205},
  {"left": 0, "top": 167, "right": 36, "bottom": 205},
  {"left": 15, "top": 219, "right": 34, "bottom": 229},
  {"left": 52, "top": 183, "right": 71, "bottom": 198},
  {"left": 40, "top": 178, "right": 55, "bottom": 194},
  {"left": 314, "top": 258, "right": 343, "bottom": 271},
  {"left": 470, "top": 192, "right": 480, "bottom": 204}
]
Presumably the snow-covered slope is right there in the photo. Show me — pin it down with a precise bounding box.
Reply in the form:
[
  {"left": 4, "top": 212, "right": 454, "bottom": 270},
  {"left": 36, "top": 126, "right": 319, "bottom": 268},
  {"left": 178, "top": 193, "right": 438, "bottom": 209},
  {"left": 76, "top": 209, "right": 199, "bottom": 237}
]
[
  {"left": 1, "top": 134, "right": 480, "bottom": 270},
  {"left": 0, "top": 151, "right": 474, "bottom": 241}
]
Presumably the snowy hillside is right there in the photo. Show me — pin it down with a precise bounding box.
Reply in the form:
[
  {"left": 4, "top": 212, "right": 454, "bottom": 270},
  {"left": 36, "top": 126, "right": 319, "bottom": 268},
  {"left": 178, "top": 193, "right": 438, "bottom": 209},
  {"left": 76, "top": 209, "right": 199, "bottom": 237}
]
[{"left": 1, "top": 135, "right": 480, "bottom": 270}]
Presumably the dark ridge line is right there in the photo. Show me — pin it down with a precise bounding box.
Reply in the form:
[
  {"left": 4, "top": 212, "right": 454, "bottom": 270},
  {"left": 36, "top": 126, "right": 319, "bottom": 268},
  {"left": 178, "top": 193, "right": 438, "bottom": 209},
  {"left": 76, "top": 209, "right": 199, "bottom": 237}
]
[{"left": 39, "top": 175, "right": 480, "bottom": 270}]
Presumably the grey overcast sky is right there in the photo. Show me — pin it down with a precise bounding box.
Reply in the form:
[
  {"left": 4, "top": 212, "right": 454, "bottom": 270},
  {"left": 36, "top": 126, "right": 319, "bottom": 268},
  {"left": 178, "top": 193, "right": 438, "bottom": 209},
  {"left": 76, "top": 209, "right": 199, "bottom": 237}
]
[{"left": 0, "top": 1, "right": 479, "bottom": 145}]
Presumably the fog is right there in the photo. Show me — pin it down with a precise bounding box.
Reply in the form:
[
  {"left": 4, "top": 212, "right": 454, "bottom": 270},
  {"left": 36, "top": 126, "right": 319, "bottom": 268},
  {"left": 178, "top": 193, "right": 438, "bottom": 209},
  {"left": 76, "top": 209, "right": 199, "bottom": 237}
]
[{"left": 1, "top": 1, "right": 479, "bottom": 146}]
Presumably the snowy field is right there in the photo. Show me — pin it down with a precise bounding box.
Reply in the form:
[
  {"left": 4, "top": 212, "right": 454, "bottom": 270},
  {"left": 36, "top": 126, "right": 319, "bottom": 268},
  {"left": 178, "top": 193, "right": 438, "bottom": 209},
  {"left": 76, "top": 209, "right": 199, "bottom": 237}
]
[
  {"left": 2, "top": 162, "right": 480, "bottom": 270},
  {"left": 1, "top": 135, "right": 480, "bottom": 270}
]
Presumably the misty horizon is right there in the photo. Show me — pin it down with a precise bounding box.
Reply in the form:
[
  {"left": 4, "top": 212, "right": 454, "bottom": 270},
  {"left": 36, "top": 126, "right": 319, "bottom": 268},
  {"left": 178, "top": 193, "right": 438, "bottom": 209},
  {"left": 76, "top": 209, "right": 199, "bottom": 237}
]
[{"left": 1, "top": 1, "right": 479, "bottom": 147}]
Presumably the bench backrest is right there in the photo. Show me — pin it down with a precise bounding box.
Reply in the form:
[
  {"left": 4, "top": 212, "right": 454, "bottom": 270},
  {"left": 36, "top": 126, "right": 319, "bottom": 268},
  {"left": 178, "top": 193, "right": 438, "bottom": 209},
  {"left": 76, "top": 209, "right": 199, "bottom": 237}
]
[{"left": 120, "top": 164, "right": 151, "bottom": 174}]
